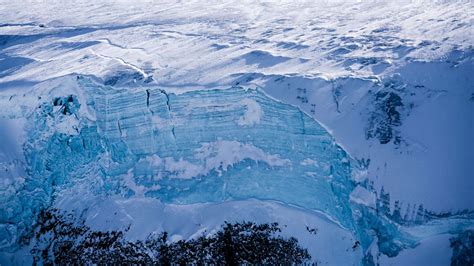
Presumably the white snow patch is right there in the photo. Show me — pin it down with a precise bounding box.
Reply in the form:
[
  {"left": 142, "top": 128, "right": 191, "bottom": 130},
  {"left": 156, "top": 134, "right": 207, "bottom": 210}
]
[
  {"left": 349, "top": 185, "right": 376, "bottom": 209},
  {"left": 305, "top": 172, "right": 317, "bottom": 178},
  {"left": 55, "top": 115, "right": 80, "bottom": 135},
  {"left": 122, "top": 169, "right": 145, "bottom": 197},
  {"left": 237, "top": 98, "right": 263, "bottom": 126},
  {"left": 79, "top": 198, "right": 362, "bottom": 265},
  {"left": 144, "top": 154, "right": 162, "bottom": 167},
  {"left": 352, "top": 169, "right": 369, "bottom": 182},
  {"left": 122, "top": 169, "right": 161, "bottom": 197},
  {"left": 140, "top": 140, "right": 291, "bottom": 179},
  {"left": 300, "top": 158, "right": 317, "bottom": 166},
  {"left": 195, "top": 140, "right": 291, "bottom": 176},
  {"left": 162, "top": 157, "right": 204, "bottom": 179},
  {"left": 151, "top": 115, "right": 168, "bottom": 129}
]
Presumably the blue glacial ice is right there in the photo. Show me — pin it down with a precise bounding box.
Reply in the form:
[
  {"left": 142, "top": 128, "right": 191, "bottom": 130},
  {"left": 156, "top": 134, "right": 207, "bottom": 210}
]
[{"left": 0, "top": 75, "right": 473, "bottom": 260}]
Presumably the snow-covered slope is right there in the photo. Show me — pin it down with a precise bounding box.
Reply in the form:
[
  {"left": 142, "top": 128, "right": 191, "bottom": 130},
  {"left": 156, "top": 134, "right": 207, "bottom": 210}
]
[{"left": 0, "top": 0, "right": 473, "bottom": 264}]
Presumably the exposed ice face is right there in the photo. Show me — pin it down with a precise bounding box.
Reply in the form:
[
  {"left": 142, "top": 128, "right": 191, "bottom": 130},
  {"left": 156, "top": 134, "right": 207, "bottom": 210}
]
[
  {"left": 0, "top": 76, "right": 356, "bottom": 250},
  {"left": 89, "top": 77, "right": 356, "bottom": 227}
]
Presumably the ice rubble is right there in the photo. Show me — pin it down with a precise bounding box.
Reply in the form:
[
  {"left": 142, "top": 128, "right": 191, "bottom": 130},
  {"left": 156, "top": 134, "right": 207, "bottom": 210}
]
[{"left": 0, "top": 76, "right": 473, "bottom": 264}]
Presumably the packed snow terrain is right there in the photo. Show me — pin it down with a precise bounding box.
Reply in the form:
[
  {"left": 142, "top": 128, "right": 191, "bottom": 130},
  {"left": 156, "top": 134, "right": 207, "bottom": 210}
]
[{"left": 0, "top": 0, "right": 473, "bottom": 264}]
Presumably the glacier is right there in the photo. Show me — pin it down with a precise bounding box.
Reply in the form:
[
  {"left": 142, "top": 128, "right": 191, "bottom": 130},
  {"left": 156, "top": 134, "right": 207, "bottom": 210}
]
[
  {"left": 1, "top": 0, "right": 473, "bottom": 264},
  {"left": 1, "top": 75, "right": 473, "bottom": 264}
]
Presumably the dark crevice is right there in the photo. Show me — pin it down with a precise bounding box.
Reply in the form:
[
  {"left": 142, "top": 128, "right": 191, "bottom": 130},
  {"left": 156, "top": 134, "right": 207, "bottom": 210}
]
[
  {"left": 299, "top": 110, "right": 306, "bottom": 135},
  {"left": 331, "top": 81, "right": 341, "bottom": 113},
  {"left": 159, "top": 89, "right": 171, "bottom": 112},
  {"left": 158, "top": 89, "right": 175, "bottom": 141},
  {"left": 117, "top": 119, "right": 123, "bottom": 137},
  {"left": 146, "top": 89, "right": 150, "bottom": 107},
  {"left": 146, "top": 89, "right": 154, "bottom": 115},
  {"left": 171, "top": 127, "right": 176, "bottom": 139}
]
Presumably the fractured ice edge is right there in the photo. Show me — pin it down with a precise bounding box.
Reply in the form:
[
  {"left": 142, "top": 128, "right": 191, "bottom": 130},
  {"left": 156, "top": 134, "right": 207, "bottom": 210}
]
[{"left": 0, "top": 75, "right": 473, "bottom": 264}]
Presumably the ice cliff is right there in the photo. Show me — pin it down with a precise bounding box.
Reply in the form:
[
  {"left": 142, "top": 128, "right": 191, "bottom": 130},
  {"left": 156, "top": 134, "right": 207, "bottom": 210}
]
[{"left": 1, "top": 75, "right": 354, "bottom": 247}]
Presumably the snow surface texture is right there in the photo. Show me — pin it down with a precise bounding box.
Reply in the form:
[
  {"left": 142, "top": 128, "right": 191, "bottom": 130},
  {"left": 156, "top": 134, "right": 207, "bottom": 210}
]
[{"left": 0, "top": 0, "right": 473, "bottom": 264}]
